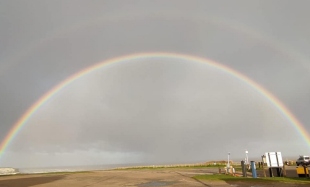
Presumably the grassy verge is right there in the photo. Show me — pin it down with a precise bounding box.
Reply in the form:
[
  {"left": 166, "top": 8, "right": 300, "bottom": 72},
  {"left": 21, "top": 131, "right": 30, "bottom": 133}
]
[
  {"left": 194, "top": 174, "right": 310, "bottom": 184},
  {"left": 115, "top": 164, "right": 226, "bottom": 170}
]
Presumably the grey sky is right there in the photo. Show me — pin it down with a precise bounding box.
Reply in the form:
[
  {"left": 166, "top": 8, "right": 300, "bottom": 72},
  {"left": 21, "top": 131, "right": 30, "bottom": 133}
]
[{"left": 1, "top": 1, "right": 310, "bottom": 168}]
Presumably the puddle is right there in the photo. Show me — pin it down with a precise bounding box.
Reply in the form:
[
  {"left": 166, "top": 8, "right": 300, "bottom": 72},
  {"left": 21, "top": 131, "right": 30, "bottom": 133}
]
[{"left": 137, "top": 181, "right": 175, "bottom": 187}]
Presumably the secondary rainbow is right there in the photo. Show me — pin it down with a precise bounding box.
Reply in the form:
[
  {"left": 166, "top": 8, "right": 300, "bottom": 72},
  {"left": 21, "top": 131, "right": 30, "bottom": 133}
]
[{"left": 0, "top": 52, "right": 309, "bottom": 158}]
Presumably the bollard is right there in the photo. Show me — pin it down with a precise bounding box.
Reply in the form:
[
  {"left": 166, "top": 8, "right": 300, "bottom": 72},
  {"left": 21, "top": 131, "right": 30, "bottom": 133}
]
[
  {"left": 251, "top": 161, "right": 257, "bottom": 178},
  {"left": 219, "top": 168, "right": 221, "bottom": 174},
  {"left": 283, "top": 164, "right": 286, "bottom": 177},
  {"left": 261, "top": 161, "right": 266, "bottom": 177},
  {"left": 241, "top": 160, "right": 247, "bottom": 177}
]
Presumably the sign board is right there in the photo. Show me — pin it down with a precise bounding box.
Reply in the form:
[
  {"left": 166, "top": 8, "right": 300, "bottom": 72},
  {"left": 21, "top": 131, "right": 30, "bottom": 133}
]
[{"left": 265, "top": 152, "right": 283, "bottom": 167}]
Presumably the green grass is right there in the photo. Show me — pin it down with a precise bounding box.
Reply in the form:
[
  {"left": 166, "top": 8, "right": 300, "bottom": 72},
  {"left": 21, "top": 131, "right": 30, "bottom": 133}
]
[
  {"left": 115, "top": 164, "right": 227, "bottom": 170},
  {"left": 194, "top": 174, "right": 310, "bottom": 184}
]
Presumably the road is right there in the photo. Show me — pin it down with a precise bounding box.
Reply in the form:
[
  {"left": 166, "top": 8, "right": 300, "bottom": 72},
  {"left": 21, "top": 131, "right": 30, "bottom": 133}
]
[{"left": 256, "top": 166, "right": 306, "bottom": 177}]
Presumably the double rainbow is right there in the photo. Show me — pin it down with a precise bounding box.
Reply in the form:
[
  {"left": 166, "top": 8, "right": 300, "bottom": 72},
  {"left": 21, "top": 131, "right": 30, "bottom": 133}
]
[{"left": 0, "top": 52, "right": 309, "bottom": 159}]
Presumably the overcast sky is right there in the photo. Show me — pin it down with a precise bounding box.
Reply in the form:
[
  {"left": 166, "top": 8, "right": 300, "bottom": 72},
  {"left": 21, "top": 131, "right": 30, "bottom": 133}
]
[{"left": 1, "top": 1, "right": 310, "bottom": 168}]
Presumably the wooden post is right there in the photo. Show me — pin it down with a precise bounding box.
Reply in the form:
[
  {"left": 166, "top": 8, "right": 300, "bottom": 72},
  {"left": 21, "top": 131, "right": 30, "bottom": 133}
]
[
  {"left": 283, "top": 164, "right": 286, "bottom": 177},
  {"left": 261, "top": 156, "right": 266, "bottom": 177}
]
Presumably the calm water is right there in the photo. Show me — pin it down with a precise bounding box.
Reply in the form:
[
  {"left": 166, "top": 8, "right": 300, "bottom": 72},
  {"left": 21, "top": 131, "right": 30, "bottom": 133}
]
[{"left": 18, "top": 163, "right": 139, "bottom": 174}]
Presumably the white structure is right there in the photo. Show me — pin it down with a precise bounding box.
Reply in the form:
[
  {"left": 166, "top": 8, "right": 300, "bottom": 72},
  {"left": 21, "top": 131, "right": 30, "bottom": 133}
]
[{"left": 265, "top": 152, "right": 283, "bottom": 167}]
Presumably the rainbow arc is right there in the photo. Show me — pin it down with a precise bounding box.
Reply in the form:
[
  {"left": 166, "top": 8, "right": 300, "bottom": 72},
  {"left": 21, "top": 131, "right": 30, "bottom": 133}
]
[{"left": 0, "top": 52, "right": 308, "bottom": 159}]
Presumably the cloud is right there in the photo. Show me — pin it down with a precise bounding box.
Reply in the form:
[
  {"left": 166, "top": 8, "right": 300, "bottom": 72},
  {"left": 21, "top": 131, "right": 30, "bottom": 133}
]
[
  {"left": 7, "top": 58, "right": 305, "bottom": 166},
  {"left": 1, "top": 1, "right": 310, "bottom": 168}
]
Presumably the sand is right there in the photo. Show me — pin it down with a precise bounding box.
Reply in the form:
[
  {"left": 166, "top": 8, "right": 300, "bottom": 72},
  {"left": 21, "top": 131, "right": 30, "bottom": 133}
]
[
  {"left": 0, "top": 168, "right": 214, "bottom": 187},
  {"left": 0, "top": 167, "right": 308, "bottom": 187}
]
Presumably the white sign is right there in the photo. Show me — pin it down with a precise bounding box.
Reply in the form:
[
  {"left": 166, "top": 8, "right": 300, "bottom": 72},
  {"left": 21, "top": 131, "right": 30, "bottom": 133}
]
[{"left": 265, "top": 152, "right": 283, "bottom": 167}]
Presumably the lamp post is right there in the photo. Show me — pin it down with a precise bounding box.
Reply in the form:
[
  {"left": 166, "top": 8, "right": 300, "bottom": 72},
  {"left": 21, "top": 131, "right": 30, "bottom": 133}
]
[{"left": 228, "top": 152, "right": 230, "bottom": 168}]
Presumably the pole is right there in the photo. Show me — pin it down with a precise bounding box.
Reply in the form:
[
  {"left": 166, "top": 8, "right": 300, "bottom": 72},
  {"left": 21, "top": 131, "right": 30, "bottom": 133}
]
[
  {"left": 228, "top": 152, "right": 230, "bottom": 173},
  {"left": 262, "top": 155, "right": 266, "bottom": 177},
  {"left": 245, "top": 150, "right": 248, "bottom": 165}
]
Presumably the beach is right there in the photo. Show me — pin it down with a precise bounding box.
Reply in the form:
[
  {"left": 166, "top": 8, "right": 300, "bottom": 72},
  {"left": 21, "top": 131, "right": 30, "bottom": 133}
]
[
  {"left": 0, "top": 167, "right": 309, "bottom": 187},
  {"left": 0, "top": 168, "right": 211, "bottom": 187}
]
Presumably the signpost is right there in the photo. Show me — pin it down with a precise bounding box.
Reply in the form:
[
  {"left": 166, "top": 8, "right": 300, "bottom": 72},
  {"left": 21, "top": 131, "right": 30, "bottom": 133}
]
[{"left": 264, "top": 152, "right": 283, "bottom": 177}]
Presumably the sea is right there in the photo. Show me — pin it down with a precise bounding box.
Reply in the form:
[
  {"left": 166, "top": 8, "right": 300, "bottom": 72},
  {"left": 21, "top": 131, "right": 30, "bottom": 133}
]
[
  {"left": 10, "top": 160, "right": 212, "bottom": 174},
  {"left": 17, "top": 163, "right": 139, "bottom": 174}
]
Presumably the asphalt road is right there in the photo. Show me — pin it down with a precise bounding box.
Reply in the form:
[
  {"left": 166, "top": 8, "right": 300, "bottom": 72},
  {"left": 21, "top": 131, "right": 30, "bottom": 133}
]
[{"left": 256, "top": 166, "right": 308, "bottom": 178}]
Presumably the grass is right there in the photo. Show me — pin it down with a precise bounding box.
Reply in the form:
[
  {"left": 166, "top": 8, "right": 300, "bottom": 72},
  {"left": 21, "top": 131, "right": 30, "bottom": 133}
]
[
  {"left": 194, "top": 174, "right": 310, "bottom": 184},
  {"left": 115, "top": 164, "right": 227, "bottom": 170}
]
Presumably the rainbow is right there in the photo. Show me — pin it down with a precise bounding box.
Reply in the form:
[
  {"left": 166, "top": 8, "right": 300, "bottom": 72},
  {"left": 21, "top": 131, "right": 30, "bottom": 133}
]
[{"left": 0, "top": 52, "right": 309, "bottom": 158}]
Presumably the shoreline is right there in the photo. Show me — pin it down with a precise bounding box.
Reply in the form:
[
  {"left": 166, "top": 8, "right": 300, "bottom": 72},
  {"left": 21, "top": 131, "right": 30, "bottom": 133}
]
[{"left": 3, "top": 161, "right": 231, "bottom": 175}]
